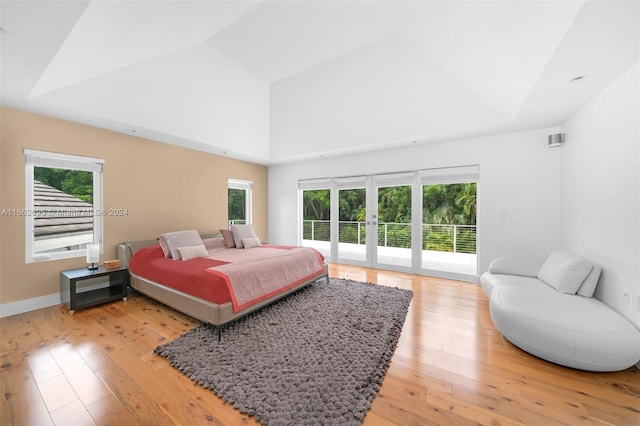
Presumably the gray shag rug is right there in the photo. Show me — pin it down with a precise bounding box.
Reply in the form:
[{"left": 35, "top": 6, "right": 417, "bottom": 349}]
[{"left": 155, "top": 278, "right": 413, "bottom": 425}]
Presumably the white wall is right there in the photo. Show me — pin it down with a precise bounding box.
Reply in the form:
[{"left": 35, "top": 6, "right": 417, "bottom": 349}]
[
  {"left": 560, "top": 63, "right": 639, "bottom": 328},
  {"left": 269, "top": 127, "right": 562, "bottom": 277}
]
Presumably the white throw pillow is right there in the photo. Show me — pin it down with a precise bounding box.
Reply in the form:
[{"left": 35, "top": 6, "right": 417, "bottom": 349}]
[
  {"left": 177, "top": 244, "right": 209, "bottom": 261},
  {"left": 161, "top": 230, "right": 203, "bottom": 260},
  {"left": 577, "top": 264, "right": 601, "bottom": 297},
  {"left": 242, "top": 237, "right": 262, "bottom": 249},
  {"left": 230, "top": 224, "right": 257, "bottom": 249},
  {"left": 537, "top": 250, "right": 593, "bottom": 294},
  {"left": 488, "top": 256, "right": 541, "bottom": 278}
]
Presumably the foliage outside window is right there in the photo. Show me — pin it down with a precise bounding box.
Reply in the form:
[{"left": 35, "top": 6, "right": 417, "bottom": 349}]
[
  {"left": 300, "top": 180, "right": 477, "bottom": 254},
  {"left": 423, "top": 183, "right": 477, "bottom": 253},
  {"left": 228, "top": 178, "right": 252, "bottom": 227},
  {"left": 24, "top": 150, "right": 103, "bottom": 263},
  {"left": 377, "top": 185, "right": 412, "bottom": 248},
  {"left": 338, "top": 188, "right": 366, "bottom": 245},
  {"left": 302, "top": 189, "right": 331, "bottom": 241}
]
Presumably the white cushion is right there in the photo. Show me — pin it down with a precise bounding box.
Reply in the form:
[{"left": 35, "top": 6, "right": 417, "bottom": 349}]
[
  {"left": 161, "top": 230, "right": 203, "bottom": 260},
  {"left": 488, "top": 256, "right": 542, "bottom": 277},
  {"left": 480, "top": 272, "right": 544, "bottom": 299},
  {"left": 577, "top": 264, "right": 601, "bottom": 298},
  {"left": 241, "top": 237, "right": 262, "bottom": 249},
  {"left": 230, "top": 224, "right": 257, "bottom": 249},
  {"left": 177, "top": 244, "right": 209, "bottom": 261},
  {"left": 537, "top": 250, "right": 593, "bottom": 294}
]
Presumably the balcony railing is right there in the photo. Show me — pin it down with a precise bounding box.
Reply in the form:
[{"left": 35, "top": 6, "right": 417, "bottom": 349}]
[{"left": 303, "top": 220, "right": 476, "bottom": 254}]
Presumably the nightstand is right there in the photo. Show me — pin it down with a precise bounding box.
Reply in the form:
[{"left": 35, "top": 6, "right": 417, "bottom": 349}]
[{"left": 60, "top": 266, "right": 129, "bottom": 314}]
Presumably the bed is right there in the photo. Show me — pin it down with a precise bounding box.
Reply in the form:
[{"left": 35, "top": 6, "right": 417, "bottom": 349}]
[{"left": 116, "top": 230, "right": 328, "bottom": 331}]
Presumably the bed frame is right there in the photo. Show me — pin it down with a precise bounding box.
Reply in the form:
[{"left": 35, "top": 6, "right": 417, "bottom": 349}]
[{"left": 116, "top": 236, "right": 329, "bottom": 331}]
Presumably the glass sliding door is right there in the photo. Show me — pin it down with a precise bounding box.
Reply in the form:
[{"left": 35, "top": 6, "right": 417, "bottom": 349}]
[
  {"left": 334, "top": 177, "right": 368, "bottom": 265},
  {"left": 299, "top": 179, "right": 332, "bottom": 259},
  {"left": 420, "top": 166, "right": 479, "bottom": 280},
  {"left": 298, "top": 166, "right": 479, "bottom": 281},
  {"left": 374, "top": 173, "right": 414, "bottom": 270}
]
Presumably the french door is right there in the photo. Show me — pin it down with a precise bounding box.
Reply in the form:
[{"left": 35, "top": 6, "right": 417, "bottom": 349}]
[
  {"left": 299, "top": 166, "right": 479, "bottom": 281},
  {"left": 373, "top": 173, "right": 415, "bottom": 271},
  {"left": 333, "top": 177, "right": 368, "bottom": 265}
]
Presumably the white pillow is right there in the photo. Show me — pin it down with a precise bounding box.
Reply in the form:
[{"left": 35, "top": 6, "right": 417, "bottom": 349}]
[
  {"left": 242, "top": 237, "right": 262, "bottom": 249},
  {"left": 230, "top": 224, "right": 257, "bottom": 249},
  {"left": 577, "top": 264, "right": 601, "bottom": 297},
  {"left": 537, "top": 250, "right": 593, "bottom": 294},
  {"left": 488, "top": 256, "right": 541, "bottom": 277},
  {"left": 177, "top": 244, "right": 209, "bottom": 261},
  {"left": 161, "top": 230, "right": 203, "bottom": 260}
]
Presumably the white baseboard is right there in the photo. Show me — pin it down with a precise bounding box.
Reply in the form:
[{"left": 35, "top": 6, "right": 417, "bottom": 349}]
[{"left": 0, "top": 293, "right": 61, "bottom": 318}]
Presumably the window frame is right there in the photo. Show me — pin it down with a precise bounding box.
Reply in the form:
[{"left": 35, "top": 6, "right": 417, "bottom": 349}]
[
  {"left": 24, "top": 149, "right": 104, "bottom": 263},
  {"left": 227, "top": 178, "right": 252, "bottom": 227}
]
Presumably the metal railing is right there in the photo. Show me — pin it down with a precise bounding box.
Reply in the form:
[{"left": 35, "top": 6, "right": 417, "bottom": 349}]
[
  {"left": 302, "top": 220, "right": 476, "bottom": 254},
  {"left": 228, "top": 219, "right": 247, "bottom": 227}
]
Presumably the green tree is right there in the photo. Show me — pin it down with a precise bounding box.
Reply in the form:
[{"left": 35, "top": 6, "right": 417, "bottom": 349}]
[
  {"left": 302, "top": 189, "right": 330, "bottom": 220},
  {"left": 61, "top": 170, "right": 93, "bottom": 203},
  {"left": 423, "top": 183, "right": 477, "bottom": 253},
  {"left": 423, "top": 183, "right": 476, "bottom": 225},
  {"left": 228, "top": 188, "right": 246, "bottom": 223},
  {"left": 34, "top": 167, "right": 93, "bottom": 203},
  {"left": 339, "top": 188, "right": 366, "bottom": 221},
  {"left": 454, "top": 183, "right": 477, "bottom": 225},
  {"left": 377, "top": 186, "right": 411, "bottom": 223}
]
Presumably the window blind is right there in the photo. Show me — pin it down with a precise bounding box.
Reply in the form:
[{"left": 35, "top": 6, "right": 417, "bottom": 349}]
[
  {"left": 228, "top": 178, "right": 252, "bottom": 190},
  {"left": 25, "top": 149, "right": 104, "bottom": 173},
  {"left": 298, "top": 178, "right": 331, "bottom": 190},
  {"left": 419, "top": 165, "right": 479, "bottom": 185}
]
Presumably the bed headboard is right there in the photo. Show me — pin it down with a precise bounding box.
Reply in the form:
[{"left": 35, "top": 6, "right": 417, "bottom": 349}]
[{"left": 117, "top": 233, "right": 221, "bottom": 268}]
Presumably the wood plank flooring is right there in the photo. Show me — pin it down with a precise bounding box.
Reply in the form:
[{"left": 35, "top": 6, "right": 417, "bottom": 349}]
[{"left": 1, "top": 264, "right": 638, "bottom": 425}]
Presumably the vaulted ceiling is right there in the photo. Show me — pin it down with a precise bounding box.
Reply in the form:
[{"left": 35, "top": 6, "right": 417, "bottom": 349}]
[{"left": 1, "top": 1, "right": 638, "bottom": 165}]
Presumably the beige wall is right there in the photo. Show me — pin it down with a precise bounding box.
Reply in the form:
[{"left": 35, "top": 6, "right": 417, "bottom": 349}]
[{"left": 0, "top": 107, "right": 268, "bottom": 305}]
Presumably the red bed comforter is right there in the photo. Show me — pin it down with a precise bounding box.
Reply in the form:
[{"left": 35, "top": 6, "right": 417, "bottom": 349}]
[{"left": 128, "top": 244, "right": 324, "bottom": 312}]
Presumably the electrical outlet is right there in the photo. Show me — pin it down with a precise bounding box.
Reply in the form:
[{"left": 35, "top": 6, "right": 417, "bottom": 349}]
[{"left": 623, "top": 290, "right": 630, "bottom": 305}]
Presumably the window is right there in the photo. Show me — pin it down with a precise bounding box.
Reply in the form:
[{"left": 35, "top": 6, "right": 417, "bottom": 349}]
[
  {"left": 228, "top": 178, "right": 252, "bottom": 227},
  {"left": 24, "top": 149, "right": 104, "bottom": 263}
]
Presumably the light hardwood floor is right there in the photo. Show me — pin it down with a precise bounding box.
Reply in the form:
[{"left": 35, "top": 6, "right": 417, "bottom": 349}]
[{"left": 1, "top": 264, "right": 638, "bottom": 425}]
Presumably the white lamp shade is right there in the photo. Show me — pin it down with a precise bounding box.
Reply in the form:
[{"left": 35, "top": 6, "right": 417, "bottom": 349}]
[{"left": 86, "top": 244, "right": 100, "bottom": 263}]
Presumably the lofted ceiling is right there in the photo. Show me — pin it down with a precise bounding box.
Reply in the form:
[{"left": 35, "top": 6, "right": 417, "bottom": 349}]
[{"left": 1, "top": 0, "right": 638, "bottom": 165}]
